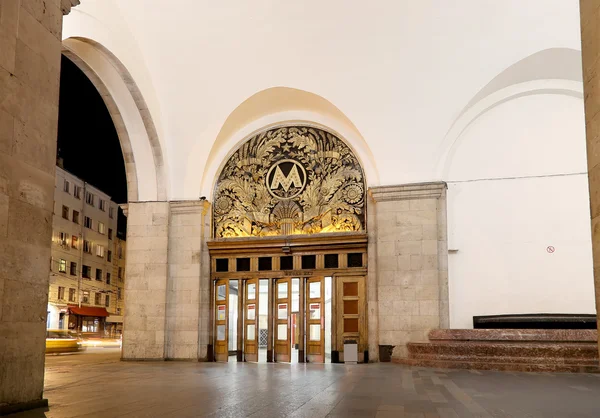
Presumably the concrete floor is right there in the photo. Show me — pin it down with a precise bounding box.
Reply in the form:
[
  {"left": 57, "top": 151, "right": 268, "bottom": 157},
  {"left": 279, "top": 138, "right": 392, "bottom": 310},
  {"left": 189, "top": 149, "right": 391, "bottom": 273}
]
[{"left": 8, "top": 349, "right": 600, "bottom": 417}]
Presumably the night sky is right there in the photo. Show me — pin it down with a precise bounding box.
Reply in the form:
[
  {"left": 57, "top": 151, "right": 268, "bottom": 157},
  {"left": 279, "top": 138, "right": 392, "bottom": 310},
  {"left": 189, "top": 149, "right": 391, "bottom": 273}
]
[{"left": 57, "top": 55, "right": 128, "bottom": 237}]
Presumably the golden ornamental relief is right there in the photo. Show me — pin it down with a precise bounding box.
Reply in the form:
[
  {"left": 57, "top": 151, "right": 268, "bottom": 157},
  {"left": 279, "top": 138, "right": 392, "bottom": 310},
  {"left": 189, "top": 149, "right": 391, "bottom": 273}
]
[{"left": 213, "top": 126, "right": 366, "bottom": 238}]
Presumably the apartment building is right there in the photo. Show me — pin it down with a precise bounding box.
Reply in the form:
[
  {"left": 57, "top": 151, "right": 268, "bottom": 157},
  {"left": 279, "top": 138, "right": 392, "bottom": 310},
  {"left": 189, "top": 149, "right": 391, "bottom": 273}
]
[{"left": 47, "top": 166, "right": 125, "bottom": 336}]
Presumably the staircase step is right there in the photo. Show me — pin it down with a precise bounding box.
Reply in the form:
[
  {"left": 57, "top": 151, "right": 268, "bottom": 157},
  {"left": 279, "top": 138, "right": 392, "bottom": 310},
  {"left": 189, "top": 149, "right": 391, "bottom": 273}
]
[
  {"left": 428, "top": 329, "right": 597, "bottom": 343},
  {"left": 394, "top": 357, "right": 600, "bottom": 373}
]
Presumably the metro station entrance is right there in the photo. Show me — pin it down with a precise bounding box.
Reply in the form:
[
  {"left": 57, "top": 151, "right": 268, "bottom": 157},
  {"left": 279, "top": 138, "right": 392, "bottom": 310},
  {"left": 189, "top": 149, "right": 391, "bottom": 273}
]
[{"left": 208, "top": 234, "right": 367, "bottom": 364}]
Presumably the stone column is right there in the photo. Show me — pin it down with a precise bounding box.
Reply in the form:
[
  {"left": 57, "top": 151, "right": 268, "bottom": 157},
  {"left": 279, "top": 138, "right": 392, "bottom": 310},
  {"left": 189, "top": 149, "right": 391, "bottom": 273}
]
[
  {"left": 0, "top": 1, "right": 76, "bottom": 413},
  {"left": 369, "top": 182, "right": 448, "bottom": 360},
  {"left": 165, "top": 200, "right": 209, "bottom": 360},
  {"left": 579, "top": 1, "right": 600, "bottom": 351},
  {"left": 121, "top": 201, "right": 169, "bottom": 360}
]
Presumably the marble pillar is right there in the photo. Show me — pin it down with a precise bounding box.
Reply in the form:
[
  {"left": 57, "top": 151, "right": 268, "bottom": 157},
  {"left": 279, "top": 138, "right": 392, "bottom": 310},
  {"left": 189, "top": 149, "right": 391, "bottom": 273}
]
[
  {"left": 579, "top": 0, "right": 600, "bottom": 353},
  {"left": 369, "top": 183, "right": 449, "bottom": 360},
  {"left": 0, "top": 0, "right": 77, "bottom": 413}
]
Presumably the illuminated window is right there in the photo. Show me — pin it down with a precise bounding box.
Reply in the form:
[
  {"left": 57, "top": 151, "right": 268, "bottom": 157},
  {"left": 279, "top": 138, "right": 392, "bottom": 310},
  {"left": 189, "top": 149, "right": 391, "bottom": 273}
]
[
  {"left": 58, "top": 259, "right": 66, "bottom": 273},
  {"left": 82, "top": 291, "right": 90, "bottom": 303},
  {"left": 98, "top": 222, "right": 105, "bottom": 234},
  {"left": 71, "top": 235, "right": 78, "bottom": 249},
  {"left": 96, "top": 244, "right": 105, "bottom": 258}
]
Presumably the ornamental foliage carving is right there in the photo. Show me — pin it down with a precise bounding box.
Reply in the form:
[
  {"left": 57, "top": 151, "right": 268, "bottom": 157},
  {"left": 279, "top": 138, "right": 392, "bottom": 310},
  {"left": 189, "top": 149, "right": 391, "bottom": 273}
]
[{"left": 213, "top": 126, "right": 366, "bottom": 238}]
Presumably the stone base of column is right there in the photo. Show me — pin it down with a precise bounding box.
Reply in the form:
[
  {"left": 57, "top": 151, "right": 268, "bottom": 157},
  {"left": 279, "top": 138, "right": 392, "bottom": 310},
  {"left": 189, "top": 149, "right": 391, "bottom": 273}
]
[{"left": 0, "top": 398, "right": 48, "bottom": 416}]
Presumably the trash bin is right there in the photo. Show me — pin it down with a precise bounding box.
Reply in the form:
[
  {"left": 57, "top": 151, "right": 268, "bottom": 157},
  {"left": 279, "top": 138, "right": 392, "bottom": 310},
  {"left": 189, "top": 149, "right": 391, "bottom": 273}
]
[{"left": 344, "top": 339, "right": 358, "bottom": 364}]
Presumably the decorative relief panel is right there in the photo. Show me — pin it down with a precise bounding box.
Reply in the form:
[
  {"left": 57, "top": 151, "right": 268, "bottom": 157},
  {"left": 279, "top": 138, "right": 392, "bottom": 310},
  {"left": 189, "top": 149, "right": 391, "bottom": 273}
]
[{"left": 213, "top": 126, "right": 366, "bottom": 238}]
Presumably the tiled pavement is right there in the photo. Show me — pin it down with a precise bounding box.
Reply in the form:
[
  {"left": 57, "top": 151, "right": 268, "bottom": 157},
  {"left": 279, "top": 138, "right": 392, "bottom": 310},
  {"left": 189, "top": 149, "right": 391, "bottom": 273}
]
[{"left": 8, "top": 349, "right": 600, "bottom": 417}]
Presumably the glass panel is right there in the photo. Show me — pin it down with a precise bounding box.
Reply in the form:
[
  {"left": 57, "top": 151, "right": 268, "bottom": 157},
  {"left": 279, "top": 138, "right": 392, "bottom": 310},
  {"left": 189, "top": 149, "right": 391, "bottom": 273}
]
[
  {"left": 247, "top": 304, "right": 256, "bottom": 320},
  {"left": 277, "top": 324, "right": 287, "bottom": 340},
  {"left": 247, "top": 324, "right": 255, "bottom": 340},
  {"left": 217, "top": 325, "right": 226, "bottom": 341},
  {"left": 217, "top": 284, "right": 226, "bottom": 301},
  {"left": 278, "top": 282, "right": 288, "bottom": 299},
  {"left": 217, "top": 304, "right": 226, "bottom": 321},
  {"left": 247, "top": 282, "right": 256, "bottom": 300},
  {"left": 309, "top": 303, "right": 321, "bottom": 320},
  {"left": 278, "top": 303, "right": 288, "bottom": 320},
  {"left": 291, "top": 279, "right": 300, "bottom": 312},
  {"left": 309, "top": 281, "right": 321, "bottom": 298},
  {"left": 309, "top": 324, "right": 321, "bottom": 341}
]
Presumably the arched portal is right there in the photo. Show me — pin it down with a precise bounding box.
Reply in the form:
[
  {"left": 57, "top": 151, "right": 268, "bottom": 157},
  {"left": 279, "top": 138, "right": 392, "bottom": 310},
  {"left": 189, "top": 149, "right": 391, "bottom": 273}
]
[
  {"left": 213, "top": 125, "right": 367, "bottom": 238},
  {"left": 208, "top": 125, "right": 369, "bottom": 365}
]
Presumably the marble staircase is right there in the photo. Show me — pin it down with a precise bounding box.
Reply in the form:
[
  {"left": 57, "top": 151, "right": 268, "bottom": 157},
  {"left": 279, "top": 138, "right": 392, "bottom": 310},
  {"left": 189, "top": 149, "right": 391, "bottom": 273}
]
[{"left": 396, "top": 329, "right": 599, "bottom": 372}]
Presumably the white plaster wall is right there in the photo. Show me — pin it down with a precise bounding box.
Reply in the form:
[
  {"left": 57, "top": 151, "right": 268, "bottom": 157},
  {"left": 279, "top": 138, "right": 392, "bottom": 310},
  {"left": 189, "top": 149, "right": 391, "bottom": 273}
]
[
  {"left": 62, "top": 0, "right": 584, "bottom": 199},
  {"left": 446, "top": 94, "right": 595, "bottom": 328}
]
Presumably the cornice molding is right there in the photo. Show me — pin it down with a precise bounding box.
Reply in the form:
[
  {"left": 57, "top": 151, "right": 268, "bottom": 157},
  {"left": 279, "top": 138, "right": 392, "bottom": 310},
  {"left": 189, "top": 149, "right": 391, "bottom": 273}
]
[
  {"left": 61, "top": 0, "right": 80, "bottom": 15},
  {"left": 369, "top": 182, "right": 447, "bottom": 202},
  {"left": 170, "top": 200, "right": 211, "bottom": 215}
]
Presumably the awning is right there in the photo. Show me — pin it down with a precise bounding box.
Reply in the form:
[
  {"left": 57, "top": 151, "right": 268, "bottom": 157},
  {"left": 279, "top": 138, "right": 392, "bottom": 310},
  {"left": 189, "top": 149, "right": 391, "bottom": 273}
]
[{"left": 67, "top": 305, "right": 109, "bottom": 317}]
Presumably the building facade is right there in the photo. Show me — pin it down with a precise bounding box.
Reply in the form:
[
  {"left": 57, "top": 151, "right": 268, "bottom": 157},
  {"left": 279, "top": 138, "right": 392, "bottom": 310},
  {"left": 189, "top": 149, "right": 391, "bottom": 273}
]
[{"left": 47, "top": 166, "right": 123, "bottom": 335}]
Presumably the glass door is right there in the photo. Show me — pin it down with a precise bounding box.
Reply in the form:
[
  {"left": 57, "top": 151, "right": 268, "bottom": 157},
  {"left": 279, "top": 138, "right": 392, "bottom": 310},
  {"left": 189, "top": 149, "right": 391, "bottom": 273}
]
[
  {"left": 214, "top": 279, "right": 229, "bottom": 362},
  {"left": 244, "top": 278, "right": 259, "bottom": 362},
  {"left": 275, "top": 278, "right": 291, "bottom": 362},
  {"left": 306, "top": 277, "right": 325, "bottom": 363}
]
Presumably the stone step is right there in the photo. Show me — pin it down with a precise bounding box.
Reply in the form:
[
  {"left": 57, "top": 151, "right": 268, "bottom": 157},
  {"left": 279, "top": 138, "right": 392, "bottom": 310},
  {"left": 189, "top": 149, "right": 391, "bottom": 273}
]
[
  {"left": 428, "top": 329, "right": 597, "bottom": 343},
  {"left": 408, "top": 341, "right": 598, "bottom": 359},
  {"left": 408, "top": 353, "right": 599, "bottom": 366},
  {"left": 394, "top": 357, "right": 600, "bottom": 373}
]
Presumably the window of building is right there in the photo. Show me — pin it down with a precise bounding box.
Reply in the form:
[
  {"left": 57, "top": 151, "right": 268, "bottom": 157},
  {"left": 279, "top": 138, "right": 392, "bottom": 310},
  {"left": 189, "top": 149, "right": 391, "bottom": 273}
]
[
  {"left": 116, "top": 308, "right": 121, "bottom": 315},
  {"left": 82, "top": 265, "right": 91, "bottom": 279},
  {"left": 118, "top": 246, "right": 123, "bottom": 259},
  {"left": 58, "top": 286, "right": 65, "bottom": 300},
  {"left": 108, "top": 228, "right": 113, "bottom": 240},
  {"left": 83, "top": 240, "right": 92, "bottom": 254},
  {"left": 95, "top": 292, "right": 101, "bottom": 305},
  {"left": 82, "top": 291, "right": 89, "bottom": 303},
  {"left": 117, "top": 288, "right": 122, "bottom": 300},
  {"left": 70, "top": 262, "right": 77, "bottom": 276},
  {"left": 85, "top": 191, "right": 95, "bottom": 206},
  {"left": 118, "top": 267, "right": 123, "bottom": 280},
  {"left": 98, "top": 222, "right": 105, "bottom": 234},
  {"left": 63, "top": 180, "right": 70, "bottom": 193},
  {"left": 61, "top": 205, "right": 69, "bottom": 220},
  {"left": 99, "top": 199, "right": 106, "bottom": 211},
  {"left": 84, "top": 216, "right": 92, "bottom": 229},
  {"left": 71, "top": 235, "right": 78, "bottom": 249},
  {"left": 96, "top": 268, "right": 102, "bottom": 281},
  {"left": 69, "top": 288, "right": 76, "bottom": 302},
  {"left": 105, "top": 295, "right": 110, "bottom": 307},
  {"left": 96, "top": 245, "right": 105, "bottom": 258},
  {"left": 106, "top": 272, "right": 111, "bottom": 285},
  {"left": 58, "top": 259, "right": 66, "bottom": 273},
  {"left": 58, "top": 232, "right": 67, "bottom": 246},
  {"left": 109, "top": 207, "right": 114, "bottom": 219},
  {"left": 107, "top": 250, "right": 112, "bottom": 262},
  {"left": 73, "top": 185, "right": 81, "bottom": 199},
  {"left": 72, "top": 210, "right": 79, "bottom": 224}
]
